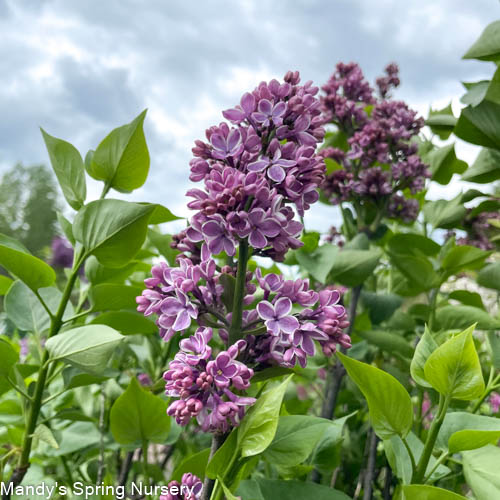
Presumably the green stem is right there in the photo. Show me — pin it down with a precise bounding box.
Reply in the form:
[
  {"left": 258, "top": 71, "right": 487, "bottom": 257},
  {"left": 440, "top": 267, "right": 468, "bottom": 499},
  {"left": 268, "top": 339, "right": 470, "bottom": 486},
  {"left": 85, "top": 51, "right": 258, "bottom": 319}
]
[
  {"left": 8, "top": 258, "right": 83, "bottom": 488},
  {"left": 423, "top": 450, "right": 448, "bottom": 484},
  {"left": 100, "top": 181, "right": 111, "bottom": 200},
  {"left": 402, "top": 436, "right": 417, "bottom": 476},
  {"left": 428, "top": 288, "right": 439, "bottom": 331},
  {"left": 413, "top": 394, "right": 450, "bottom": 483},
  {"left": 228, "top": 240, "right": 249, "bottom": 345},
  {"left": 471, "top": 368, "right": 498, "bottom": 413}
]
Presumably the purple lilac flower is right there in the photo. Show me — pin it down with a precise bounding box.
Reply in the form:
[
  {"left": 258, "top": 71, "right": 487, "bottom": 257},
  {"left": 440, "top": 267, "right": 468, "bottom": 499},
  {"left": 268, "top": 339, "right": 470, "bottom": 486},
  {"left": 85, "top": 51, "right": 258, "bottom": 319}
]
[
  {"left": 454, "top": 208, "right": 500, "bottom": 251},
  {"left": 490, "top": 392, "right": 500, "bottom": 414},
  {"left": 320, "top": 63, "right": 429, "bottom": 225},
  {"left": 160, "top": 473, "right": 203, "bottom": 500},
  {"left": 137, "top": 373, "right": 152, "bottom": 386},
  {"left": 185, "top": 71, "right": 327, "bottom": 261},
  {"left": 164, "top": 328, "right": 255, "bottom": 433},
  {"left": 50, "top": 236, "right": 74, "bottom": 268}
]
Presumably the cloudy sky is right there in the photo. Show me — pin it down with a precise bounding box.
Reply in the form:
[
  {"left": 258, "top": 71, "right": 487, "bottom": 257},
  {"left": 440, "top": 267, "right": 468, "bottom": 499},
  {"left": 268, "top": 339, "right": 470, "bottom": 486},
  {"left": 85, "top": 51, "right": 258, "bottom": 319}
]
[{"left": 0, "top": 0, "right": 497, "bottom": 230}]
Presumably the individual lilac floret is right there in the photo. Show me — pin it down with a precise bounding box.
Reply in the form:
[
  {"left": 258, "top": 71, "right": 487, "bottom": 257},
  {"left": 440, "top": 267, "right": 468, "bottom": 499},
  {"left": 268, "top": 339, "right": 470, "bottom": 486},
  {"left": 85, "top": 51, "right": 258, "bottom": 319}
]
[
  {"left": 490, "top": 392, "right": 500, "bottom": 414},
  {"left": 160, "top": 473, "right": 203, "bottom": 500},
  {"left": 257, "top": 297, "right": 299, "bottom": 336},
  {"left": 137, "top": 373, "right": 152, "bottom": 386}
]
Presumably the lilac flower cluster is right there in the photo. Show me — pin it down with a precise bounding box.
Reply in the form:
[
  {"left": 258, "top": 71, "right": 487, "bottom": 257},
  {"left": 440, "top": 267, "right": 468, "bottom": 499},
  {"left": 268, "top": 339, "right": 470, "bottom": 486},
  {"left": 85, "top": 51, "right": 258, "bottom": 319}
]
[
  {"left": 138, "top": 71, "right": 350, "bottom": 434},
  {"left": 160, "top": 473, "right": 203, "bottom": 500},
  {"left": 50, "top": 236, "right": 74, "bottom": 268},
  {"left": 178, "top": 71, "right": 326, "bottom": 262},
  {"left": 137, "top": 256, "right": 348, "bottom": 431},
  {"left": 164, "top": 327, "right": 255, "bottom": 432},
  {"left": 446, "top": 208, "right": 500, "bottom": 250},
  {"left": 320, "top": 63, "right": 429, "bottom": 224}
]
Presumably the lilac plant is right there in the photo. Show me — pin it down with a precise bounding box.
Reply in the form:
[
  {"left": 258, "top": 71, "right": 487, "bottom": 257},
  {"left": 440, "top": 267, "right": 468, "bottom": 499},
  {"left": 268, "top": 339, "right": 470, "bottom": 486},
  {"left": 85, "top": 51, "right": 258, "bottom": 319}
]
[
  {"left": 160, "top": 473, "right": 203, "bottom": 500},
  {"left": 320, "top": 62, "right": 429, "bottom": 227},
  {"left": 137, "top": 72, "right": 350, "bottom": 434}
]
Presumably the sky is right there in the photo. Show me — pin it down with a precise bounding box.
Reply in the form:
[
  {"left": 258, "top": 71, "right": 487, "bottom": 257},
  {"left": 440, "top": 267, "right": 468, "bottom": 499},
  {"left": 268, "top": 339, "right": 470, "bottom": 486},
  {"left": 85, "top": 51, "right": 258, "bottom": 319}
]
[{"left": 0, "top": 0, "right": 498, "bottom": 231}]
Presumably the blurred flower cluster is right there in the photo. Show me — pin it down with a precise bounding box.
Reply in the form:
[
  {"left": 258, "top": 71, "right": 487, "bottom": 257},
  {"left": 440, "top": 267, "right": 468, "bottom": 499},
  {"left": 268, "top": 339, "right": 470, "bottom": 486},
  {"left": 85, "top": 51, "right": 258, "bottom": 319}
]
[{"left": 320, "top": 62, "right": 429, "bottom": 224}]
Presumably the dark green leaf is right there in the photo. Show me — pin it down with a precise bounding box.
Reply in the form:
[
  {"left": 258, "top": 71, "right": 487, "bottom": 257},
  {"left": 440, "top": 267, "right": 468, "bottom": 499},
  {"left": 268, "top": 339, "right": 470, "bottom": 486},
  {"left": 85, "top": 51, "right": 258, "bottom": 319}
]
[
  {"left": 441, "top": 245, "right": 490, "bottom": 275},
  {"left": 73, "top": 199, "right": 156, "bottom": 267},
  {"left": 361, "top": 292, "right": 403, "bottom": 324},
  {"left": 148, "top": 230, "right": 180, "bottom": 265},
  {"left": 436, "top": 306, "right": 500, "bottom": 330},
  {"left": 449, "top": 290, "right": 485, "bottom": 310},
  {"left": 90, "top": 311, "right": 157, "bottom": 335},
  {"left": 171, "top": 448, "right": 210, "bottom": 482},
  {"left": 356, "top": 329, "right": 413, "bottom": 358},
  {"left": 0, "top": 338, "right": 18, "bottom": 376},
  {"left": 402, "top": 485, "right": 466, "bottom": 500},
  {"left": 477, "top": 262, "right": 500, "bottom": 290},
  {"left": 89, "top": 284, "right": 143, "bottom": 312},
  {"left": 463, "top": 148, "right": 500, "bottom": 183},
  {"left": 423, "top": 196, "right": 466, "bottom": 229},
  {"left": 425, "top": 143, "right": 467, "bottom": 185},
  {"left": 0, "top": 275, "right": 13, "bottom": 295},
  {"left": 387, "top": 234, "right": 440, "bottom": 256}
]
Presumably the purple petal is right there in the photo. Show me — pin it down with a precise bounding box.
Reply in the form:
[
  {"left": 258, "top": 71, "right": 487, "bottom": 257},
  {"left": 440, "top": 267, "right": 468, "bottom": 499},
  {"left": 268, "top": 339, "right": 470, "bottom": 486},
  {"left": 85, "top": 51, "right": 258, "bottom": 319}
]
[
  {"left": 268, "top": 164, "right": 286, "bottom": 183},
  {"left": 252, "top": 112, "right": 269, "bottom": 123},
  {"left": 278, "top": 315, "right": 299, "bottom": 334},
  {"left": 248, "top": 208, "right": 265, "bottom": 225},
  {"left": 258, "top": 99, "right": 272, "bottom": 115},
  {"left": 247, "top": 159, "right": 269, "bottom": 172},
  {"left": 217, "top": 352, "right": 231, "bottom": 368},
  {"left": 173, "top": 309, "right": 191, "bottom": 331},
  {"left": 241, "top": 92, "right": 255, "bottom": 114},
  {"left": 302, "top": 335, "right": 316, "bottom": 356},
  {"left": 202, "top": 220, "right": 223, "bottom": 237},
  {"left": 210, "top": 133, "right": 226, "bottom": 151},
  {"left": 223, "top": 108, "right": 245, "bottom": 122},
  {"left": 222, "top": 364, "right": 238, "bottom": 378},
  {"left": 208, "top": 237, "right": 224, "bottom": 255},
  {"left": 223, "top": 237, "right": 236, "bottom": 256},
  {"left": 275, "top": 158, "right": 296, "bottom": 167},
  {"left": 257, "top": 301, "right": 275, "bottom": 320},
  {"left": 227, "top": 128, "right": 241, "bottom": 151},
  {"left": 259, "top": 219, "right": 281, "bottom": 237},
  {"left": 275, "top": 297, "right": 292, "bottom": 317},
  {"left": 272, "top": 101, "right": 286, "bottom": 118},
  {"left": 266, "top": 319, "right": 281, "bottom": 336},
  {"left": 161, "top": 297, "right": 183, "bottom": 315},
  {"left": 249, "top": 228, "right": 267, "bottom": 248}
]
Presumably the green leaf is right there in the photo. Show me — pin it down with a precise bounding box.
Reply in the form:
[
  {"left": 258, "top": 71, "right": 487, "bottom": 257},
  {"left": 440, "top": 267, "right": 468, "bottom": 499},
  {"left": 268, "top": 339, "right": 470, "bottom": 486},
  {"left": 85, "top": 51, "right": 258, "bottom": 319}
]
[
  {"left": 388, "top": 253, "right": 438, "bottom": 291},
  {"left": 73, "top": 199, "right": 156, "bottom": 267},
  {"left": 148, "top": 229, "right": 180, "bottom": 265},
  {"left": 361, "top": 292, "right": 403, "bottom": 324},
  {"left": 436, "top": 412, "right": 500, "bottom": 451},
  {"left": 147, "top": 203, "right": 182, "bottom": 224},
  {"left": 295, "top": 244, "right": 337, "bottom": 283},
  {"left": 488, "top": 332, "right": 500, "bottom": 370},
  {"left": 441, "top": 245, "right": 490, "bottom": 275},
  {"left": 402, "top": 484, "right": 466, "bottom": 500},
  {"left": 423, "top": 325, "right": 484, "bottom": 400},
  {"left": 33, "top": 423, "right": 59, "bottom": 450},
  {"left": 426, "top": 103, "right": 456, "bottom": 140},
  {"left": 89, "top": 284, "right": 143, "bottom": 312},
  {"left": 425, "top": 143, "right": 467, "bottom": 185},
  {"left": 329, "top": 248, "right": 382, "bottom": 287},
  {"left": 0, "top": 275, "right": 13, "bottom": 295},
  {"left": 461, "top": 81, "right": 490, "bottom": 107},
  {"left": 386, "top": 432, "right": 450, "bottom": 484},
  {"left": 448, "top": 290, "right": 485, "bottom": 310},
  {"left": 57, "top": 212, "right": 75, "bottom": 246},
  {"left": 436, "top": 306, "right": 500, "bottom": 330},
  {"left": 463, "top": 20, "right": 500, "bottom": 61},
  {"left": 423, "top": 196, "right": 466, "bottom": 229},
  {"left": 0, "top": 338, "right": 18, "bottom": 376},
  {"left": 455, "top": 100, "right": 500, "bottom": 150},
  {"left": 62, "top": 367, "right": 109, "bottom": 390},
  {"left": 337, "top": 352, "right": 412, "bottom": 439},
  {"left": 263, "top": 416, "right": 334, "bottom": 467},
  {"left": 171, "top": 448, "right": 210, "bottom": 482},
  {"left": 84, "top": 256, "right": 138, "bottom": 284},
  {"left": 206, "top": 430, "right": 238, "bottom": 480},
  {"left": 411, "top": 326, "right": 438, "bottom": 388},
  {"left": 90, "top": 311, "right": 157, "bottom": 335},
  {"left": 448, "top": 429, "right": 500, "bottom": 454},
  {"left": 312, "top": 413, "right": 355, "bottom": 473},
  {"left": 463, "top": 445, "right": 500, "bottom": 500},
  {"left": 47, "top": 421, "right": 100, "bottom": 456},
  {"left": 477, "top": 262, "right": 500, "bottom": 291},
  {"left": 41, "top": 128, "right": 86, "bottom": 210},
  {"left": 463, "top": 148, "right": 500, "bottom": 183},
  {"left": 250, "top": 367, "right": 295, "bottom": 384},
  {"left": 4, "top": 281, "right": 73, "bottom": 333},
  {"left": 236, "top": 479, "right": 351, "bottom": 500},
  {"left": 0, "top": 233, "right": 56, "bottom": 291},
  {"left": 237, "top": 375, "right": 293, "bottom": 457},
  {"left": 387, "top": 234, "right": 440, "bottom": 256},
  {"left": 88, "top": 110, "right": 150, "bottom": 192},
  {"left": 110, "top": 377, "right": 170, "bottom": 444},
  {"left": 356, "top": 330, "right": 413, "bottom": 358},
  {"left": 46, "top": 325, "right": 124, "bottom": 374}
]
